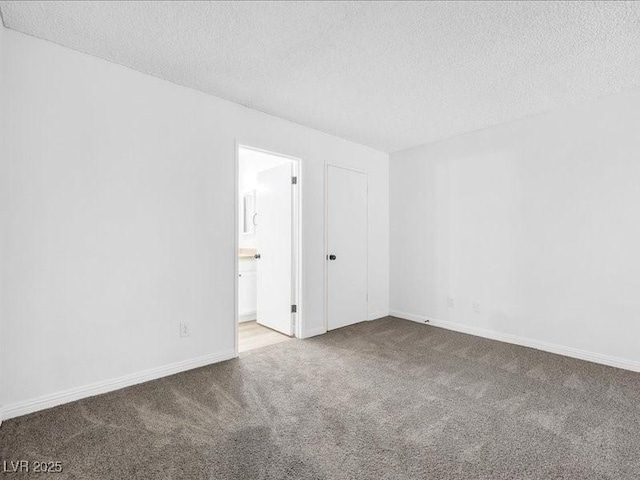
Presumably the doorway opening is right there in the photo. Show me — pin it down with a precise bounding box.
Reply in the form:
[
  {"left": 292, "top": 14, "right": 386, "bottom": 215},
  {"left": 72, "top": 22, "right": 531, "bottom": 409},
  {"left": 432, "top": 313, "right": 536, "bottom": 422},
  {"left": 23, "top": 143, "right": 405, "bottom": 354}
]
[{"left": 236, "top": 145, "right": 301, "bottom": 354}]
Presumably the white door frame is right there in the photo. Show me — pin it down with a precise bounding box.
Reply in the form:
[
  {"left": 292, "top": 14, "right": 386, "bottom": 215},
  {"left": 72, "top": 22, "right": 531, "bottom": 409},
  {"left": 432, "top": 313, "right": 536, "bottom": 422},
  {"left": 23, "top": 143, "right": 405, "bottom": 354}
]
[
  {"left": 234, "top": 142, "right": 303, "bottom": 356},
  {"left": 324, "top": 163, "right": 369, "bottom": 332}
]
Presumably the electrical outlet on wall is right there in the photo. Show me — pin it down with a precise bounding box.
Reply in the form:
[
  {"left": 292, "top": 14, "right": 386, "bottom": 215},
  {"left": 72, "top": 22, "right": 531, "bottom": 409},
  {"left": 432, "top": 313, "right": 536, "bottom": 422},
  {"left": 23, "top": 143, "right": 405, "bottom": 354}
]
[
  {"left": 473, "top": 301, "right": 481, "bottom": 313},
  {"left": 180, "top": 321, "right": 191, "bottom": 338},
  {"left": 447, "top": 296, "right": 455, "bottom": 308}
]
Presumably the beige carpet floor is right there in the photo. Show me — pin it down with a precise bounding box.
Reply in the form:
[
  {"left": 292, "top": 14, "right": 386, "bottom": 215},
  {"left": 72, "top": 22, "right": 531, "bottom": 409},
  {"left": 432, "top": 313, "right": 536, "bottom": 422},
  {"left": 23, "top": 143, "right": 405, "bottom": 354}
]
[{"left": 1, "top": 317, "right": 639, "bottom": 479}]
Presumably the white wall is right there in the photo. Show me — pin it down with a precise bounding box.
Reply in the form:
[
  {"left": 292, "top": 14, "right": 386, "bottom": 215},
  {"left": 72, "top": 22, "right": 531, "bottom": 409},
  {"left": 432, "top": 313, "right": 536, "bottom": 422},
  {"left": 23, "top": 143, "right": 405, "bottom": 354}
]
[
  {"left": 0, "top": 28, "right": 389, "bottom": 418},
  {"left": 390, "top": 87, "right": 640, "bottom": 370},
  {"left": 0, "top": 25, "right": 6, "bottom": 425}
]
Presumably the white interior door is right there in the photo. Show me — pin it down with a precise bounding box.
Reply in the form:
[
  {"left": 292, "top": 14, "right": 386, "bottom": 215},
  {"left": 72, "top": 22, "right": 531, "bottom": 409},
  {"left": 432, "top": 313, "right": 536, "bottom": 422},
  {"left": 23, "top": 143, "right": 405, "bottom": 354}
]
[
  {"left": 256, "top": 163, "right": 293, "bottom": 336},
  {"left": 327, "top": 166, "right": 368, "bottom": 330}
]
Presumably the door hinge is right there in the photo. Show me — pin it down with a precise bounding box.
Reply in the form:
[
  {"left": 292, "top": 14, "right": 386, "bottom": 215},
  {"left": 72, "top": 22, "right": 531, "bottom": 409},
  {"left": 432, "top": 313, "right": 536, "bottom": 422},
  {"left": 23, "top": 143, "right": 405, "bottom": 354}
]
[
  {"left": 291, "top": 304, "right": 297, "bottom": 313},
  {"left": 292, "top": 176, "right": 297, "bottom": 185}
]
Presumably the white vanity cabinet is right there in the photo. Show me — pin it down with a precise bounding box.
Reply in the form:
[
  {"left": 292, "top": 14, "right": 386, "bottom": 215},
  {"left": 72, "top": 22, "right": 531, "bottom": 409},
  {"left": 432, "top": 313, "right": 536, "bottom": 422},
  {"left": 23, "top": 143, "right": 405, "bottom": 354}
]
[{"left": 238, "top": 258, "right": 257, "bottom": 322}]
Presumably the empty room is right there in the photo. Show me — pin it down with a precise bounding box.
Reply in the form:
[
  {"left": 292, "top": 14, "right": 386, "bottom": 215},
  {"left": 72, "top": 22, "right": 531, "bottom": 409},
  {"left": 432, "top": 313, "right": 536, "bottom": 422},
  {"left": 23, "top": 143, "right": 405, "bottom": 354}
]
[{"left": 1, "top": 1, "right": 639, "bottom": 479}]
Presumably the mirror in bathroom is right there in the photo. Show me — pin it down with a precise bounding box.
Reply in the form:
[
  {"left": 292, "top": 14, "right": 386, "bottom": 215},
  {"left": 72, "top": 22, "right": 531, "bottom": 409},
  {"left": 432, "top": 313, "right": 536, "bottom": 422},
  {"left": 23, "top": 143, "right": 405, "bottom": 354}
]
[{"left": 243, "top": 190, "right": 256, "bottom": 235}]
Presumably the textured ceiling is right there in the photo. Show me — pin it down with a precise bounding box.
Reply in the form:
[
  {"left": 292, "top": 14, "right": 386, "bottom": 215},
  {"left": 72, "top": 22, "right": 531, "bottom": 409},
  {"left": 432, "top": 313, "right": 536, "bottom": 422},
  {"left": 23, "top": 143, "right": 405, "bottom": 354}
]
[{"left": 2, "top": 1, "right": 640, "bottom": 152}]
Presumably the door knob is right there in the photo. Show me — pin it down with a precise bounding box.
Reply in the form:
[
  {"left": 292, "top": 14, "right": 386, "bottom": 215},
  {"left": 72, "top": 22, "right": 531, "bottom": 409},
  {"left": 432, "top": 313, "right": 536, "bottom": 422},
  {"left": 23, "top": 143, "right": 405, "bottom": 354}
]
[
  {"left": 254, "top": 253, "right": 261, "bottom": 259},
  {"left": 328, "top": 254, "right": 337, "bottom": 260}
]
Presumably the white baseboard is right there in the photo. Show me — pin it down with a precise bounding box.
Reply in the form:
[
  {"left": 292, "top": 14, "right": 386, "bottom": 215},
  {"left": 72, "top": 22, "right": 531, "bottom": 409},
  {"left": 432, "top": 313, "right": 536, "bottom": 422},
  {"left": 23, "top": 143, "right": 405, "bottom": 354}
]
[
  {"left": 388, "top": 310, "right": 427, "bottom": 324},
  {"left": 238, "top": 313, "right": 257, "bottom": 323},
  {"left": 389, "top": 310, "right": 640, "bottom": 373},
  {"left": 300, "top": 326, "right": 326, "bottom": 339},
  {"left": 368, "top": 311, "right": 389, "bottom": 321},
  {"left": 1, "top": 349, "right": 237, "bottom": 422}
]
